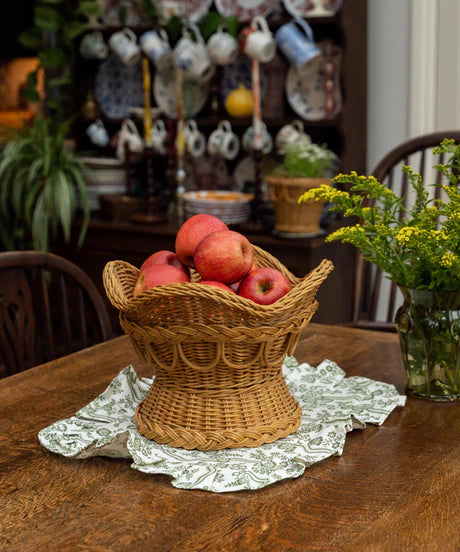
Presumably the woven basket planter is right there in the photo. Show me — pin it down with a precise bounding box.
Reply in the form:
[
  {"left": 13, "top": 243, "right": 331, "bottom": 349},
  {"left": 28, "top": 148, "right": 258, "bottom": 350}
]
[
  {"left": 103, "top": 246, "right": 333, "bottom": 451},
  {"left": 266, "top": 176, "right": 329, "bottom": 235}
]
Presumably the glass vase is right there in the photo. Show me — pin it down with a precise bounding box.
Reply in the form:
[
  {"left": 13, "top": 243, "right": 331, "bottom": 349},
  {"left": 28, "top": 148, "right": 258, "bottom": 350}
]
[{"left": 395, "top": 287, "right": 460, "bottom": 401}]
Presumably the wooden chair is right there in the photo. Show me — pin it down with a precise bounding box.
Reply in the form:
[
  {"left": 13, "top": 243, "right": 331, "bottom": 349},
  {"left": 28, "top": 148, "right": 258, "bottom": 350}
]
[
  {"left": 352, "top": 130, "right": 460, "bottom": 331},
  {"left": 0, "top": 251, "right": 113, "bottom": 377}
]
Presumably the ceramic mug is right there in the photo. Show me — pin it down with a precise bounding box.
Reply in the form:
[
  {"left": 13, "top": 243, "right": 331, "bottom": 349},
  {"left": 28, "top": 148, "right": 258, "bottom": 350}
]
[
  {"left": 207, "top": 120, "right": 240, "bottom": 160},
  {"left": 207, "top": 25, "right": 238, "bottom": 66},
  {"left": 116, "top": 119, "right": 144, "bottom": 161},
  {"left": 242, "top": 123, "right": 273, "bottom": 154},
  {"left": 174, "top": 23, "right": 215, "bottom": 82},
  {"left": 184, "top": 120, "right": 206, "bottom": 158},
  {"left": 242, "top": 123, "right": 273, "bottom": 155},
  {"left": 151, "top": 119, "right": 168, "bottom": 155},
  {"left": 140, "top": 29, "right": 171, "bottom": 70},
  {"left": 80, "top": 31, "right": 109, "bottom": 61},
  {"left": 86, "top": 119, "right": 109, "bottom": 147},
  {"left": 275, "top": 18, "right": 321, "bottom": 72},
  {"left": 109, "top": 28, "right": 141, "bottom": 65},
  {"left": 275, "top": 120, "right": 309, "bottom": 153},
  {"left": 241, "top": 16, "right": 276, "bottom": 63}
]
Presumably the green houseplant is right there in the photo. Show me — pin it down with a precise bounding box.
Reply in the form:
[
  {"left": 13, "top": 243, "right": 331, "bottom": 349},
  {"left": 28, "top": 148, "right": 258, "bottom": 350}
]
[
  {"left": 266, "top": 137, "right": 338, "bottom": 237},
  {"left": 0, "top": 118, "right": 89, "bottom": 251},
  {"left": 298, "top": 138, "right": 460, "bottom": 400}
]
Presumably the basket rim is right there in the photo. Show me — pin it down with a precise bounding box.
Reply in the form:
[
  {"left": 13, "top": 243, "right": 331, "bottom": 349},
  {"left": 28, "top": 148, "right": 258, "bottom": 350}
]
[{"left": 104, "top": 257, "right": 333, "bottom": 318}]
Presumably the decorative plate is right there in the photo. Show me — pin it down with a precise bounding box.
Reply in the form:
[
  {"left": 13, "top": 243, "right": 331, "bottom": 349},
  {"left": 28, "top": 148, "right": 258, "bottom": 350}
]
[
  {"left": 282, "top": 0, "right": 343, "bottom": 18},
  {"left": 214, "top": 0, "right": 279, "bottom": 22},
  {"left": 153, "top": 65, "right": 211, "bottom": 119},
  {"left": 220, "top": 54, "right": 267, "bottom": 105},
  {"left": 285, "top": 44, "right": 342, "bottom": 121},
  {"left": 94, "top": 54, "right": 144, "bottom": 120},
  {"left": 183, "top": 0, "right": 214, "bottom": 22},
  {"left": 100, "top": 0, "right": 150, "bottom": 26}
]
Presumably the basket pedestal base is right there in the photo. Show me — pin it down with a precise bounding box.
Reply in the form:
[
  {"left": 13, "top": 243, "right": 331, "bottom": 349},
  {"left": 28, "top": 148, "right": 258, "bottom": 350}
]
[{"left": 135, "top": 373, "right": 302, "bottom": 451}]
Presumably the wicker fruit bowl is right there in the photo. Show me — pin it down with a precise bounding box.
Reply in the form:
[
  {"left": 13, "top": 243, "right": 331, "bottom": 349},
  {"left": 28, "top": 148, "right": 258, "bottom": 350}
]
[{"left": 103, "top": 246, "right": 333, "bottom": 451}]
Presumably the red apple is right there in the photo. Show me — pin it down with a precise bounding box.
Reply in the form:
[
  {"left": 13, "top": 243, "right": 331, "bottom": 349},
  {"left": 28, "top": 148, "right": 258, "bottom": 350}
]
[
  {"left": 139, "top": 250, "right": 190, "bottom": 278},
  {"left": 175, "top": 214, "right": 228, "bottom": 267},
  {"left": 229, "top": 260, "right": 258, "bottom": 292},
  {"left": 197, "top": 280, "right": 235, "bottom": 293},
  {"left": 194, "top": 230, "right": 254, "bottom": 285},
  {"left": 133, "top": 264, "right": 191, "bottom": 297},
  {"left": 237, "top": 267, "right": 292, "bottom": 305}
]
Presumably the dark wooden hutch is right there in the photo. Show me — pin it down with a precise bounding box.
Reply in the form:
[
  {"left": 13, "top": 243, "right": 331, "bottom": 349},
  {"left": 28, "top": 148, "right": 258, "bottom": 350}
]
[{"left": 59, "top": 0, "right": 367, "bottom": 333}]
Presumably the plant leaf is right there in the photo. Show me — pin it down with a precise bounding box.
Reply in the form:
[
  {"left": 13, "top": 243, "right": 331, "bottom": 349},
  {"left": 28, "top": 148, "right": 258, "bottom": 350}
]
[
  {"left": 54, "top": 170, "right": 72, "bottom": 242},
  {"left": 32, "top": 194, "right": 49, "bottom": 251},
  {"left": 39, "top": 47, "right": 67, "bottom": 68},
  {"left": 225, "top": 16, "right": 239, "bottom": 37},
  {"left": 18, "top": 28, "right": 43, "bottom": 49},
  {"left": 34, "top": 5, "right": 62, "bottom": 31},
  {"left": 199, "top": 11, "right": 222, "bottom": 40},
  {"left": 141, "top": 0, "right": 156, "bottom": 18},
  {"left": 77, "top": 1, "right": 102, "bottom": 17}
]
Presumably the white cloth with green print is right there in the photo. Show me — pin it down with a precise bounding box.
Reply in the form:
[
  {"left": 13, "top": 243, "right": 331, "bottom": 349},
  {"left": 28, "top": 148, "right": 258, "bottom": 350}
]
[{"left": 38, "top": 357, "right": 406, "bottom": 492}]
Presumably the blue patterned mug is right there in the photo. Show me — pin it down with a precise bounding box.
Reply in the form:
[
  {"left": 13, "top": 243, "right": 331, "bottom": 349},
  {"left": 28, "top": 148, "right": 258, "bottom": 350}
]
[{"left": 275, "top": 18, "right": 321, "bottom": 72}]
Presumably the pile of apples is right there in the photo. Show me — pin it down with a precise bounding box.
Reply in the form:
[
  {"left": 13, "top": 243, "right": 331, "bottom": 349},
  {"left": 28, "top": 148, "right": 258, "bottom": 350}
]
[{"left": 133, "top": 214, "right": 292, "bottom": 305}]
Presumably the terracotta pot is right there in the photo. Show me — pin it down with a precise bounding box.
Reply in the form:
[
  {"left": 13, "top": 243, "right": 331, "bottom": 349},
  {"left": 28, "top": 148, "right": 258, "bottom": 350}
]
[{"left": 265, "top": 175, "right": 328, "bottom": 236}]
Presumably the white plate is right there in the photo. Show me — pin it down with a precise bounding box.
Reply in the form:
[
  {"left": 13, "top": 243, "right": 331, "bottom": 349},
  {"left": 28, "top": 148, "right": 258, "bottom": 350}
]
[
  {"left": 95, "top": 54, "right": 144, "bottom": 120},
  {"left": 154, "top": 65, "right": 211, "bottom": 119},
  {"left": 214, "top": 0, "right": 279, "bottom": 22},
  {"left": 282, "top": 0, "right": 343, "bottom": 18},
  {"left": 183, "top": 0, "right": 214, "bottom": 21},
  {"left": 100, "top": 0, "right": 150, "bottom": 25},
  {"left": 285, "top": 44, "right": 342, "bottom": 121}
]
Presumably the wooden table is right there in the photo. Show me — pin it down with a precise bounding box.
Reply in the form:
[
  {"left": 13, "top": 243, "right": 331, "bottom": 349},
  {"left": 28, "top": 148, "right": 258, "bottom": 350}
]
[{"left": 1, "top": 324, "right": 458, "bottom": 551}]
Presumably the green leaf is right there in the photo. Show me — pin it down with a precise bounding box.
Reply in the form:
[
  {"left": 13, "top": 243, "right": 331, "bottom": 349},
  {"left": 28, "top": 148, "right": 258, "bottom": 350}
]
[
  {"left": 18, "top": 28, "right": 43, "bottom": 49},
  {"left": 54, "top": 170, "right": 72, "bottom": 242},
  {"left": 166, "top": 15, "right": 183, "bottom": 42},
  {"left": 63, "top": 21, "right": 88, "bottom": 43},
  {"left": 24, "top": 180, "right": 44, "bottom": 226},
  {"left": 141, "top": 0, "right": 156, "bottom": 18},
  {"left": 119, "top": 5, "right": 128, "bottom": 25},
  {"left": 39, "top": 47, "right": 67, "bottom": 68},
  {"left": 77, "top": 1, "right": 102, "bottom": 17},
  {"left": 47, "top": 70, "right": 72, "bottom": 88},
  {"left": 199, "top": 11, "right": 223, "bottom": 40},
  {"left": 32, "top": 194, "right": 49, "bottom": 251},
  {"left": 34, "top": 5, "right": 62, "bottom": 31},
  {"left": 225, "top": 16, "right": 239, "bottom": 37}
]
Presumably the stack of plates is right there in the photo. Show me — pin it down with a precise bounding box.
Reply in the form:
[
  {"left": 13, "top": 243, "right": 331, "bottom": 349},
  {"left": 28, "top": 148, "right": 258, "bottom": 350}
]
[
  {"left": 183, "top": 191, "right": 254, "bottom": 225},
  {"left": 78, "top": 155, "right": 127, "bottom": 211}
]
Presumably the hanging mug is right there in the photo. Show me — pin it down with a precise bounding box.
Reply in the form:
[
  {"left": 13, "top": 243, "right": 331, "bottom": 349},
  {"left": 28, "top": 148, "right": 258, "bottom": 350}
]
[
  {"left": 242, "top": 123, "right": 273, "bottom": 155},
  {"left": 86, "top": 119, "right": 109, "bottom": 147},
  {"left": 240, "top": 16, "right": 276, "bottom": 63},
  {"left": 207, "top": 25, "right": 238, "bottom": 66},
  {"left": 275, "top": 18, "right": 321, "bottom": 73},
  {"left": 174, "top": 23, "right": 215, "bottom": 82},
  {"left": 275, "top": 120, "right": 309, "bottom": 153},
  {"left": 109, "top": 28, "right": 141, "bottom": 65},
  {"left": 184, "top": 120, "right": 206, "bottom": 158},
  {"left": 79, "top": 31, "right": 109, "bottom": 61},
  {"left": 116, "top": 119, "right": 144, "bottom": 161},
  {"left": 207, "top": 120, "right": 240, "bottom": 160},
  {"left": 140, "top": 29, "right": 172, "bottom": 71},
  {"left": 151, "top": 119, "right": 168, "bottom": 155}
]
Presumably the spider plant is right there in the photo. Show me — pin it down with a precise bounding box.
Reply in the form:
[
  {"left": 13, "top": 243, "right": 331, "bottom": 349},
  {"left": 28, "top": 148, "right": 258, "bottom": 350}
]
[{"left": 0, "top": 117, "right": 89, "bottom": 251}]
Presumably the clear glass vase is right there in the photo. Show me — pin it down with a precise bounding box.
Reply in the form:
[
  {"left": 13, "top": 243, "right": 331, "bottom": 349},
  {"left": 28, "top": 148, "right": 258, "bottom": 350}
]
[{"left": 395, "top": 287, "right": 460, "bottom": 401}]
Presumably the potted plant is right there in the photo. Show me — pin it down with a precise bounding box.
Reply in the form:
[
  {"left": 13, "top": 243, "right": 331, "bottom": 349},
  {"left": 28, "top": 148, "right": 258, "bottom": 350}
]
[
  {"left": 266, "top": 136, "right": 339, "bottom": 236},
  {"left": 0, "top": 118, "right": 89, "bottom": 251},
  {"left": 298, "top": 138, "right": 460, "bottom": 401}
]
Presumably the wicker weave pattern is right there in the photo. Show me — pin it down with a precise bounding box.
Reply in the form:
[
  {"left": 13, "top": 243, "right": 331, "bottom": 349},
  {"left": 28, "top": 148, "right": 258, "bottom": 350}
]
[
  {"left": 103, "top": 246, "right": 333, "bottom": 450},
  {"left": 266, "top": 176, "right": 328, "bottom": 234}
]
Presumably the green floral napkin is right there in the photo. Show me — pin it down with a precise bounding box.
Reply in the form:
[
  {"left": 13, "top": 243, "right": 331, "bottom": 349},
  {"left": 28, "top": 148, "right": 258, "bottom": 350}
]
[{"left": 38, "top": 358, "right": 406, "bottom": 492}]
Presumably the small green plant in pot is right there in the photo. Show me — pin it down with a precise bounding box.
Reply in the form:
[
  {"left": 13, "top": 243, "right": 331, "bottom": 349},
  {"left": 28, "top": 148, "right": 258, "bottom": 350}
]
[
  {"left": 266, "top": 137, "right": 339, "bottom": 236},
  {"left": 0, "top": 118, "right": 89, "bottom": 251}
]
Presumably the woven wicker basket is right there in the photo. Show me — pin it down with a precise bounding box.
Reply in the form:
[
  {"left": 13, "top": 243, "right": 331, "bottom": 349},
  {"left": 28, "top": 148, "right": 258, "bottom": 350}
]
[
  {"left": 266, "top": 176, "right": 328, "bottom": 235},
  {"left": 103, "top": 246, "right": 333, "bottom": 451}
]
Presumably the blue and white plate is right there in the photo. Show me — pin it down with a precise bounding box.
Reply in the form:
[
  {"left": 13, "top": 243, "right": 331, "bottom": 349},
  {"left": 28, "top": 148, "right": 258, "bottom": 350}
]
[
  {"left": 220, "top": 54, "right": 267, "bottom": 106},
  {"left": 153, "top": 65, "right": 210, "bottom": 119},
  {"left": 285, "top": 46, "right": 342, "bottom": 121},
  {"left": 94, "top": 54, "right": 144, "bottom": 120}
]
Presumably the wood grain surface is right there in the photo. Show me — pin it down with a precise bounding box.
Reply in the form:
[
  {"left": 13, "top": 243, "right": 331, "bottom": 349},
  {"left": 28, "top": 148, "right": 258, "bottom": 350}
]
[{"left": 0, "top": 324, "right": 458, "bottom": 552}]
